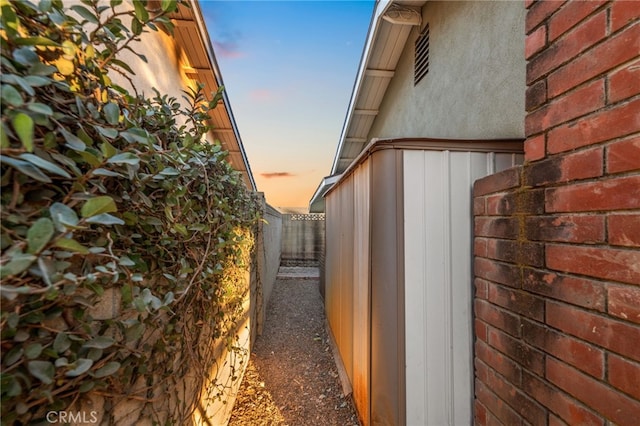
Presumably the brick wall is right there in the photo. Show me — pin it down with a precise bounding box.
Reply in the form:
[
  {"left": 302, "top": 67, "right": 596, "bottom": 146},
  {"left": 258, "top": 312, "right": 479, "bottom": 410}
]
[{"left": 472, "top": 1, "right": 640, "bottom": 425}]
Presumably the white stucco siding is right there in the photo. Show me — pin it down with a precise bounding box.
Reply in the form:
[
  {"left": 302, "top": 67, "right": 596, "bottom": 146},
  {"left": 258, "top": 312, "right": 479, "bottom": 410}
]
[
  {"left": 115, "top": 30, "right": 188, "bottom": 102},
  {"left": 369, "top": 0, "right": 526, "bottom": 140},
  {"left": 110, "top": 19, "right": 190, "bottom": 104}
]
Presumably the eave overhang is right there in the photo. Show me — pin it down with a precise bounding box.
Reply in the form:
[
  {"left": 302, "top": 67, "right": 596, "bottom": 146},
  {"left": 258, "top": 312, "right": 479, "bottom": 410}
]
[
  {"left": 309, "top": 174, "right": 342, "bottom": 213},
  {"left": 309, "top": 0, "right": 424, "bottom": 212},
  {"left": 171, "top": 1, "right": 256, "bottom": 190},
  {"left": 330, "top": 0, "right": 424, "bottom": 176}
]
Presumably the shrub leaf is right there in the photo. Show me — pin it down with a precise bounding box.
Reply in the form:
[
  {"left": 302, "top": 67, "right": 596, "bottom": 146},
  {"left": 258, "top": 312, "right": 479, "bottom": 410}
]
[
  {"left": 81, "top": 196, "right": 117, "bottom": 218},
  {"left": 27, "top": 218, "right": 55, "bottom": 254}
]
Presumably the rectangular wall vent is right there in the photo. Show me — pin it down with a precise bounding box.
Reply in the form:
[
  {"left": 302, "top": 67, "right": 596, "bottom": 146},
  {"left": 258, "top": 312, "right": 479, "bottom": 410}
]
[{"left": 414, "top": 24, "right": 429, "bottom": 85}]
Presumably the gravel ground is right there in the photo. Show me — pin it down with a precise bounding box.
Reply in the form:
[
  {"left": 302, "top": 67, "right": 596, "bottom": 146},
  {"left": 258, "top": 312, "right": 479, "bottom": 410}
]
[{"left": 228, "top": 269, "right": 360, "bottom": 426}]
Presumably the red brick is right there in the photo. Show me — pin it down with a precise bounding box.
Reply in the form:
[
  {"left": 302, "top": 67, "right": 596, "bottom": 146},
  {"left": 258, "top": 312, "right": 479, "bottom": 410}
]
[
  {"left": 608, "top": 354, "right": 640, "bottom": 400},
  {"left": 475, "top": 379, "right": 522, "bottom": 426},
  {"left": 483, "top": 364, "right": 547, "bottom": 426},
  {"left": 475, "top": 257, "right": 521, "bottom": 287},
  {"left": 525, "top": 79, "right": 605, "bottom": 136},
  {"left": 607, "top": 136, "right": 640, "bottom": 174},
  {"left": 474, "top": 196, "right": 487, "bottom": 215},
  {"left": 476, "top": 356, "right": 490, "bottom": 383},
  {"left": 523, "top": 268, "right": 606, "bottom": 311},
  {"left": 546, "top": 357, "right": 640, "bottom": 425},
  {"left": 476, "top": 339, "right": 522, "bottom": 385},
  {"left": 527, "top": 25, "right": 547, "bottom": 59},
  {"left": 547, "top": 97, "right": 640, "bottom": 152},
  {"left": 546, "top": 300, "right": 640, "bottom": 362},
  {"left": 525, "top": 215, "right": 605, "bottom": 244},
  {"left": 489, "top": 283, "right": 545, "bottom": 321},
  {"left": 527, "top": 10, "right": 607, "bottom": 86},
  {"left": 486, "top": 238, "right": 544, "bottom": 267},
  {"left": 476, "top": 318, "right": 489, "bottom": 342},
  {"left": 526, "top": 0, "right": 566, "bottom": 34},
  {"left": 608, "top": 213, "right": 640, "bottom": 247},
  {"left": 527, "top": 79, "right": 548, "bottom": 112},
  {"left": 547, "top": 0, "right": 607, "bottom": 41},
  {"left": 611, "top": 0, "right": 640, "bottom": 32},
  {"left": 525, "top": 134, "right": 546, "bottom": 162},
  {"left": 476, "top": 299, "right": 522, "bottom": 337},
  {"left": 522, "top": 320, "right": 604, "bottom": 378},
  {"left": 474, "top": 217, "right": 519, "bottom": 239},
  {"left": 474, "top": 167, "right": 521, "bottom": 196},
  {"left": 522, "top": 370, "right": 604, "bottom": 426},
  {"left": 476, "top": 277, "right": 490, "bottom": 300},
  {"left": 474, "top": 400, "right": 488, "bottom": 425},
  {"left": 475, "top": 237, "right": 488, "bottom": 257},
  {"left": 489, "top": 327, "right": 545, "bottom": 375},
  {"left": 514, "top": 189, "right": 545, "bottom": 215},
  {"left": 608, "top": 59, "right": 640, "bottom": 103},
  {"left": 525, "top": 0, "right": 536, "bottom": 9},
  {"left": 525, "top": 146, "right": 603, "bottom": 186},
  {"left": 558, "top": 146, "right": 603, "bottom": 181},
  {"left": 484, "top": 408, "right": 503, "bottom": 426},
  {"left": 545, "top": 175, "right": 640, "bottom": 213},
  {"left": 547, "top": 23, "right": 640, "bottom": 97},
  {"left": 548, "top": 413, "right": 568, "bottom": 426},
  {"left": 608, "top": 285, "right": 640, "bottom": 325},
  {"left": 487, "top": 192, "right": 515, "bottom": 215},
  {"left": 546, "top": 243, "right": 640, "bottom": 285}
]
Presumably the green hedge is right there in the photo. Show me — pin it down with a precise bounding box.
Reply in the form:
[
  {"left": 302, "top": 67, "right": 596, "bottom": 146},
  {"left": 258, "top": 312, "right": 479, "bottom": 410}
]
[{"left": 0, "top": 0, "right": 260, "bottom": 423}]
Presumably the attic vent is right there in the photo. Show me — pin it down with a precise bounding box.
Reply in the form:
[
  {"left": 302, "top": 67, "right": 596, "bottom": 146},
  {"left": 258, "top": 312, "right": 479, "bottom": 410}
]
[{"left": 414, "top": 24, "right": 429, "bottom": 85}]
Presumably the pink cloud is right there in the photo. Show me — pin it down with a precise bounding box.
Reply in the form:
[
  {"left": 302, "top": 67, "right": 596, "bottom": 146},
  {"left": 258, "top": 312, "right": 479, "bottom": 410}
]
[
  {"left": 249, "top": 89, "right": 278, "bottom": 102},
  {"left": 261, "top": 172, "right": 295, "bottom": 179}
]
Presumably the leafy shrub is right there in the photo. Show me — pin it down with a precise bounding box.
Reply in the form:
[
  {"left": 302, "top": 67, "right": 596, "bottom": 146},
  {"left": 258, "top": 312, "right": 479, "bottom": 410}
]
[{"left": 0, "top": 0, "right": 260, "bottom": 423}]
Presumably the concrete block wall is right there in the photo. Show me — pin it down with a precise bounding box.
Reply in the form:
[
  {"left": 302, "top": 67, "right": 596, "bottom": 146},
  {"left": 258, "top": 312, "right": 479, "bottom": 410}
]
[
  {"left": 280, "top": 214, "right": 325, "bottom": 266},
  {"left": 472, "top": 1, "right": 640, "bottom": 425},
  {"left": 255, "top": 202, "right": 282, "bottom": 336}
]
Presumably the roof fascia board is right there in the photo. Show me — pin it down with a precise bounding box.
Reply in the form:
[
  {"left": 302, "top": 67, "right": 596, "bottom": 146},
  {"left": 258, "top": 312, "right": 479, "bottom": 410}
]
[
  {"left": 309, "top": 174, "right": 342, "bottom": 212},
  {"left": 188, "top": 0, "right": 257, "bottom": 190},
  {"left": 330, "top": 0, "right": 393, "bottom": 175}
]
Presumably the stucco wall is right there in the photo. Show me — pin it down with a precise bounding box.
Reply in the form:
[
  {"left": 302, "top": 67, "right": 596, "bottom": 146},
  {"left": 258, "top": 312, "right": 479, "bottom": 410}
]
[
  {"left": 255, "top": 203, "right": 283, "bottom": 335},
  {"left": 106, "top": 2, "right": 191, "bottom": 103},
  {"left": 369, "top": 1, "right": 526, "bottom": 139}
]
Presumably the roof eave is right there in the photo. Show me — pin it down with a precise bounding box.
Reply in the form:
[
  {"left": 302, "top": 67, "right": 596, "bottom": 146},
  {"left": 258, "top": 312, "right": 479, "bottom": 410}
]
[
  {"left": 329, "top": 1, "right": 424, "bottom": 176},
  {"left": 308, "top": 174, "right": 342, "bottom": 213},
  {"left": 180, "top": 0, "right": 257, "bottom": 191}
]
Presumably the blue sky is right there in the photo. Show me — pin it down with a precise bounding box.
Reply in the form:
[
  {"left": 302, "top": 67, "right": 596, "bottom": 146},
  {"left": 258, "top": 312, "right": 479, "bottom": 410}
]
[{"left": 200, "top": 0, "right": 375, "bottom": 209}]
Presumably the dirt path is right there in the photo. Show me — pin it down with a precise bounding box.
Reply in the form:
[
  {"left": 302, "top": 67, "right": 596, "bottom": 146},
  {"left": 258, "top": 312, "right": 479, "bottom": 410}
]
[{"left": 228, "top": 268, "right": 360, "bottom": 426}]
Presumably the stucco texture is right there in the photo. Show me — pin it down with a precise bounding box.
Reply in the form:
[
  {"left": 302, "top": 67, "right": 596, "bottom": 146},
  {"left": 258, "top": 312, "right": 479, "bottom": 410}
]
[{"left": 369, "top": 1, "right": 526, "bottom": 140}]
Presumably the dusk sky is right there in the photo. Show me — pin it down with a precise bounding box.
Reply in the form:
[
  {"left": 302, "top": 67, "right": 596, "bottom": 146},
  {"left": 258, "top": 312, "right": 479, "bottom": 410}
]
[{"left": 199, "top": 0, "right": 376, "bottom": 210}]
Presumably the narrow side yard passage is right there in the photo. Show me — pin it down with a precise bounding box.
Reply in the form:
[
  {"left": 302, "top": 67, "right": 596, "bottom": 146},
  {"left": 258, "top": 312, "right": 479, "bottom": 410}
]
[{"left": 228, "top": 267, "right": 360, "bottom": 425}]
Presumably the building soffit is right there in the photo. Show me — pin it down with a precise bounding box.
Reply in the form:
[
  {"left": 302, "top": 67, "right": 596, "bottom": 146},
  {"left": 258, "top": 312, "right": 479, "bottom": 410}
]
[
  {"left": 309, "top": 0, "right": 424, "bottom": 212},
  {"left": 170, "top": 1, "right": 256, "bottom": 190}
]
